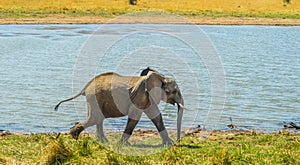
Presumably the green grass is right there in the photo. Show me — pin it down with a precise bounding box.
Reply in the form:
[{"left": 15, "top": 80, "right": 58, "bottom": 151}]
[
  {"left": 0, "top": 8, "right": 127, "bottom": 19},
  {"left": 0, "top": 130, "right": 299, "bottom": 164},
  {"left": 1, "top": 8, "right": 300, "bottom": 20}
]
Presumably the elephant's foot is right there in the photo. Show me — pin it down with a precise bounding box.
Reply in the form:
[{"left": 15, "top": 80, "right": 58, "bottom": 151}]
[
  {"left": 119, "top": 133, "right": 131, "bottom": 145},
  {"left": 96, "top": 135, "right": 108, "bottom": 143},
  {"left": 159, "top": 130, "right": 174, "bottom": 146},
  {"left": 70, "top": 123, "right": 84, "bottom": 140}
]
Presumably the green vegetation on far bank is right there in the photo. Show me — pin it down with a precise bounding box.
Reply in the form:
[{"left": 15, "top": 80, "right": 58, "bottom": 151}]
[
  {"left": 1, "top": 8, "right": 300, "bottom": 20},
  {"left": 0, "top": 130, "right": 299, "bottom": 164}
]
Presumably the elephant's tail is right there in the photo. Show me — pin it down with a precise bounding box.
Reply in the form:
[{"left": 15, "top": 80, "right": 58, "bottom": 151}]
[{"left": 54, "top": 90, "right": 84, "bottom": 111}]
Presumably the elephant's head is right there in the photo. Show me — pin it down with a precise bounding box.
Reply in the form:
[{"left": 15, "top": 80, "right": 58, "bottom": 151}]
[
  {"left": 132, "top": 68, "right": 184, "bottom": 141},
  {"left": 162, "top": 77, "right": 184, "bottom": 142}
]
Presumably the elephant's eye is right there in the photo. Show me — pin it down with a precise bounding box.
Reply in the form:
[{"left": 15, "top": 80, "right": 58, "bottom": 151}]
[{"left": 165, "top": 89, "right": 170, "bottom": 94}]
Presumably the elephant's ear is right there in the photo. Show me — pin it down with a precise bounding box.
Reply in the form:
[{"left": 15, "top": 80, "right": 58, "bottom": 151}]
[
  {"left": 130, "top": 76, "right": 147, "bottom": 102},
  {"left": 130, "top": 71, "right": 165, "bottom": 108},
  {"left": 144, "top": 71, "right": 165, "bottom": 93}
]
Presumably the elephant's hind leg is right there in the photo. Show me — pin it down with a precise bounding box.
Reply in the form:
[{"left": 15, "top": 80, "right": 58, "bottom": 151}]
[
  {"left": 96, "top": 120, "right": 108, "bottom": 142},
  {"left": 70, "top": 123, "right": 84, "bottom": 140},
  {"left": 70, "top": 94, "right": 104, "bottom": 140}
]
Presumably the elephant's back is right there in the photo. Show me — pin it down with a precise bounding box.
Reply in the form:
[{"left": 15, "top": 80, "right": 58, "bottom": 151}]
[
  {"left": 83, "top": 72, "right": 140, "bottom": 95},
  {"left": 83, "top": 72, "right": 116, "bottom": 95}
]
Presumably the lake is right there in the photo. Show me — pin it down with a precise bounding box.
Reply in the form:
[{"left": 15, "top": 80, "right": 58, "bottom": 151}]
[{"left": 0, "top": 24, "right": 299, "bottom": 133}]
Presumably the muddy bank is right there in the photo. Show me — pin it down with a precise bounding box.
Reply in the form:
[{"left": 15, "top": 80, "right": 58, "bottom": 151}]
[
  {"left": 1, "top": 16, "right": 300, "bottom": 25},
  {"left": 1, "top": 127, "right": 299, "bottom": 139}
]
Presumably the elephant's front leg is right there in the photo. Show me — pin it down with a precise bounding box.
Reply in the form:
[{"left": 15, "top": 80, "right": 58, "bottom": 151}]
[
  {"left": 120, "top": 118, "right": 139, "bottom": 145},
  {"left": 119, "top": 107, "right": 143, "bottom": 145},
  {"left": 144, "top": 106, "right": 174, "bottom": 146}
]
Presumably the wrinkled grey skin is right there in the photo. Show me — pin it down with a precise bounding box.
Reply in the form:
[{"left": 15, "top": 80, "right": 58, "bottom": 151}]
[{"left": 54, "top": 68, "right": 184, "bottom": 146}]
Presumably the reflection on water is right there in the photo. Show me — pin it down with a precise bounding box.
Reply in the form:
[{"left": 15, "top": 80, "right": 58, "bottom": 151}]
[{"left": 0, "top": 25, "right": 299, "bottom": 133}]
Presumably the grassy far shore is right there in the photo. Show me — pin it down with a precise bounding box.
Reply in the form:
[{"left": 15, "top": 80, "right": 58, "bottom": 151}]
[
  {"left": 0, "top": 0, "right": 300, "bottom": 25},
  {"left": 0, "top": 129, "right": 299, "bottom": 164}
]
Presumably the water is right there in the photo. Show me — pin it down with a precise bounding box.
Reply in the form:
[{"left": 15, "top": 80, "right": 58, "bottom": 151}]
[{"left": 0, "top": 24, "right": 299, "bottom": 133}]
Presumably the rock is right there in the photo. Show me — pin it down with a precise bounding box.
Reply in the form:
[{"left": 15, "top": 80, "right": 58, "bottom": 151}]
[
  {"left": 184, "top": 125, "right": 202, "bottom": 136},
  {"left": 0, "top": 130, "right": 12, "bottom": 136}
]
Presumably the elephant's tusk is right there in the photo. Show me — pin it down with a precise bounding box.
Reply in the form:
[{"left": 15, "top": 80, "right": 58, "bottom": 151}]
[{"left": 178, "top": 103, "right": 189, "bottom": 111}]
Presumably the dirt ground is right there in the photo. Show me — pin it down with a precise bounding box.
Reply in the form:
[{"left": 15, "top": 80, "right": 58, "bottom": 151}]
[{"left": 1, "top": 16, "right": 300, "bottom": 25}]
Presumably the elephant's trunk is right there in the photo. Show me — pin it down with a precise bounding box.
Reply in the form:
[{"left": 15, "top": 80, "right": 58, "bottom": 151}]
[{"left": 176, "top": 99, "right": 184, "bottom": 142}]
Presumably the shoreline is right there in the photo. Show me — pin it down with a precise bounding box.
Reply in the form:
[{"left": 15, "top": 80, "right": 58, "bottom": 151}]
[
  {"left": 1, "top": 127, "right": 299, "bottom": 137},
  {"left": 1, "top": 16, "right": 300, "bottom": 26},
  {"left": 2, "top": 121, "right": 300, "bottom": 136}
]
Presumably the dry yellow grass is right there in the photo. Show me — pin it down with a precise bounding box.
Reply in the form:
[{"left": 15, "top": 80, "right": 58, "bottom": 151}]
[
  {"left": 0, "top": 0, "right": 299, "bottom": 24},
  {"left": 142, "top": 0, "right": 299, "bottom": 13},
  {"left": 0, "top": 0, "right": 299, "bottom": 18},
  {"left": 0, "top": 0, "right": 129, "bottom": 10}
]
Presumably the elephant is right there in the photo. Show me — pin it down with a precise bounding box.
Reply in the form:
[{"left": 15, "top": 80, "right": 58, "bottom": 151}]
[{"left": 54, "top": 68, "right": 184, "bottom": 146}]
